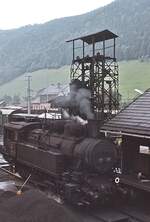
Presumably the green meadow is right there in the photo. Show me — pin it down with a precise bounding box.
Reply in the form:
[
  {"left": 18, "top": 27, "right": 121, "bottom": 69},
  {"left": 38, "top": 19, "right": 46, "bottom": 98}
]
[{"left": 0, "top": 60, "right": 150, "bottom": 102}]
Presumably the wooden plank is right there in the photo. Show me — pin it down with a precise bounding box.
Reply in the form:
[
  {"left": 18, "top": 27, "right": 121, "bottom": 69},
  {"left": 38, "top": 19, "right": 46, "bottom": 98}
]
[
  {"left": 114, "top": 115, "right": 150, "bottom": 120},
  {"left": 131, "top": 103, "right": 150, "bottom": 107},
  {"left": 110, "top": 117, "right": 150, "bottom": 122},
  {"left": 106, "top": 120, "right": 150, "bottom": 127},
  {"left": 118, "top": 113, "right": 150, "bottom": 118},
  {"left": 101, "top": 127, "right": 150, "bottom": 136},
  {"left": 102, "top": 124, "right": 150, "bottom": 135},
  {"left": 123, "top": 109, "right": 150, "bottom": 114}
]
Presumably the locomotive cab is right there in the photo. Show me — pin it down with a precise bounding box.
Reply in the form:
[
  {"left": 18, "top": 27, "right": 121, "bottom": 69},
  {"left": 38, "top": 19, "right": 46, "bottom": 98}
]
[{"left": 3, "top": 122, "right": 41, "bottom": 159}]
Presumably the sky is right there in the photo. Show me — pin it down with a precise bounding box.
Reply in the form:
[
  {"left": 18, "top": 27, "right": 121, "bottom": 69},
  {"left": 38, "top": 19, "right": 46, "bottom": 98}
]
[{"left": 0, "top": 0, "right": 113, "bottom": 30}]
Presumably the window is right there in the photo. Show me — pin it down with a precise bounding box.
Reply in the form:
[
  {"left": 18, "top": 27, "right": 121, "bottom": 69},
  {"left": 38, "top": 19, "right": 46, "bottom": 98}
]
[{"left": 139, "top": 145, "right": 150, "bottom": 155}]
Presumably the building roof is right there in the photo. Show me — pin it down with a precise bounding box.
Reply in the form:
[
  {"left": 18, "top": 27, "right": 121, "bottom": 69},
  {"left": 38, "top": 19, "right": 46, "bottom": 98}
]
[
  {"left": 32, "top": 97, "right": 40, "bottom": 104},
  {"left": 0, "top": 101, "right": 6, "bottom": 106},
  {"left": 4, "top": 106, "right": 23, "bottom": 110},
  {"left": 101, "top": 89, "right": 150, "bottom": 138},
  {"left": 38, "top": 84, "right": 69, "bottom": 96},
  {"left": 66, "top": 30, "right": 118, "bottom": 44},
  {"left": 0, "top": 106, "right": 23, "bottom": 115},
  {"left": 0, "top": 109, "right": 16, "bottom": 115}
]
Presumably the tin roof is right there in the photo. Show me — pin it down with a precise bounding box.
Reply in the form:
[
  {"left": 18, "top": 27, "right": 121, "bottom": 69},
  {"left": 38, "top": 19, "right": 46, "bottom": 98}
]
[
  {"left": 101, "top": 89, "right": 150, "bottom": 137},
  {"left": 66, "top": 30, "right": 118, "bottom": 44}
]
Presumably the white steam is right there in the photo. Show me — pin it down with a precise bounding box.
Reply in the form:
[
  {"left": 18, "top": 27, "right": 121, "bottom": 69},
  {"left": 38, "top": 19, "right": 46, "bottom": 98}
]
[
  {"left": 54, "top": 85, "right": 94, "bottom": 119},
  {"left": 75, "top": 88, "right": 94, "bottom": 119}
]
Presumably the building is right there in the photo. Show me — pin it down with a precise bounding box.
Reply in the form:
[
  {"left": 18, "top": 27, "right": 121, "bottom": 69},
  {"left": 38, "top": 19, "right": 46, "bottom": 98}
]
[
  {"left": 32, "top": 83, "right": 69, "bottom": 111},
  {"left": 101, "top": 89, "right": 150, "bottom": 192}
]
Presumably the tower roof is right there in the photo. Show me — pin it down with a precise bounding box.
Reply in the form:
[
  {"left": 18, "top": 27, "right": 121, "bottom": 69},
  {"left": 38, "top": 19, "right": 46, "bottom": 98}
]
[{"left": 66, "top": 29, "right": 118, "bottom": 44}]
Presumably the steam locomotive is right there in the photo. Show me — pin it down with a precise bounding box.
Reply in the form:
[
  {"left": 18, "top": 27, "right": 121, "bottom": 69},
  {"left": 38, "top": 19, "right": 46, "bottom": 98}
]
[{"left": 1, "top": 119, "right": 118, "bottom": 205}]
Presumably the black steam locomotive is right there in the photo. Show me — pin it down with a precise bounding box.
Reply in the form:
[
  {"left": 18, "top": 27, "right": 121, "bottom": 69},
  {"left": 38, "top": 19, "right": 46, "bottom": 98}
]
[{"left": 1, "top": 119, "right": 118, "bottom": 205}]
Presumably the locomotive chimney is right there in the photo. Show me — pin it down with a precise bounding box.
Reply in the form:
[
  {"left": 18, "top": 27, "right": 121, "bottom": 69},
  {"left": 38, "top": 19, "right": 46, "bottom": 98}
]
[{"left": 87, "top": 119, "right": 100, "bottom": 138}]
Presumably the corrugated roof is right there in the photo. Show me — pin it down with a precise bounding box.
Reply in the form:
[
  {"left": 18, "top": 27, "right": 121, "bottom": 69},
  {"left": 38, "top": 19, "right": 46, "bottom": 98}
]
[
  {"left": 101, "top": 89, "right": 150, "bottom": 137},
  {"left": 66, "top": 30, "right": 118, "bottom": 44}
]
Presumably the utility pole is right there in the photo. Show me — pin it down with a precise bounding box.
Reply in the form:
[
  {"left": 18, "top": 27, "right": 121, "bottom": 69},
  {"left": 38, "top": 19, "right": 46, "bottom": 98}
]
[{"left": 26, "top": 76, "right": 32, "bottom": 115}]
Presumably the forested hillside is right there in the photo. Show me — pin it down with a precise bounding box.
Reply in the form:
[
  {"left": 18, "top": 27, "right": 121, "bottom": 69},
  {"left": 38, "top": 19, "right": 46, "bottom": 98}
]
[{"left": 0, "top": 0, "right": 149, "bottom": 84}]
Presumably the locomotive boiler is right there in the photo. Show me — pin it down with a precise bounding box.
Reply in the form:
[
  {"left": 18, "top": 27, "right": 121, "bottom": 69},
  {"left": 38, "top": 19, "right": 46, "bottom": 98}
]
[{"left": 1, "top": 119, "right": 117, "bottom": 205}]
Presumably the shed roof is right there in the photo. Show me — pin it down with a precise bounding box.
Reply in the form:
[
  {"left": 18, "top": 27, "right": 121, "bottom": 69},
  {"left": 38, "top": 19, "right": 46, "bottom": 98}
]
[
  {"left": 66, "top": 30, "right": 118, "bottom": 44},
  {"left": 0, "top": 109, "right": 15, "bottom": 115},
  {"left": 101, "top": 89, "right": 150, "bottom": 137}
]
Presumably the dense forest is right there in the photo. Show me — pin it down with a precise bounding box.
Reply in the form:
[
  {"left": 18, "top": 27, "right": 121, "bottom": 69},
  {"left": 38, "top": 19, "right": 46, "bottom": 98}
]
[{"left": 0, "top": 0, "right": 149, "bottom": 85}]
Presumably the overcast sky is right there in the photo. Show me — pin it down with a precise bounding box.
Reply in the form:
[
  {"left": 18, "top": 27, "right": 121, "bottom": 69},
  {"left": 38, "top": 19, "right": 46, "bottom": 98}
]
[{"left": 0, "top": 0, "right": 113, "bottom": 30}]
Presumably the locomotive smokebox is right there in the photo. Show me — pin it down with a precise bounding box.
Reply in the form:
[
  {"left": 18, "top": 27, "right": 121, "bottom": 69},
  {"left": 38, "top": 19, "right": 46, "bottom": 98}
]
[{"left": 87, "top": 119, "right": 100, "bottom": 138}]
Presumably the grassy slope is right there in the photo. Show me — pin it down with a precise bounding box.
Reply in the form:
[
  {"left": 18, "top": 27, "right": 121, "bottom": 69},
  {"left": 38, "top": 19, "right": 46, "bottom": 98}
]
[
  {"left": 119, "top": 60, "right": 150, "bottom": 101},
  {"left": 0, "top": 66, "right": 70, "bottom": 98},
  {"left": 0, "top": 60, "right": 149, "bottom": 101}
]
